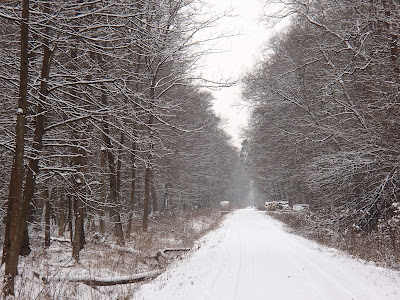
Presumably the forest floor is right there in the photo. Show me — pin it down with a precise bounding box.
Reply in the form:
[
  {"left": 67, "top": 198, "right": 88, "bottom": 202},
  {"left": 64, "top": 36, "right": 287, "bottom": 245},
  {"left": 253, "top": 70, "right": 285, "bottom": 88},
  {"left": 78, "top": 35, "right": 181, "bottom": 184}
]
[
  {"left": 134, "top": 208, "right": 400, "bottom": 300},
  {"left": 0, "top": 209, "right": 222, "bottom": 299}
]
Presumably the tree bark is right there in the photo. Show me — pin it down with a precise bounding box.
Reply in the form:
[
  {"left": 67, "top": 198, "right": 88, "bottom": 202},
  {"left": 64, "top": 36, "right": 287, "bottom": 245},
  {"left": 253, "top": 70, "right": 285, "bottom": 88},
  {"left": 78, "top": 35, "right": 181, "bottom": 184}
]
[
  {"left": 143, "top": 115, "right": 154, "bottom": 232},
  {"left": 58, "top": 192, "right": 65, "bottom": 236},
  {"left": 143, "top": 166, "right": 151, "bottom": 232},
  {"left": 100, "top": 86, "right": 125, "bottom": 244},
  {"left": 68, "top": 195, "right": 73, "bottom": 243},
  {"left": 72, "top": 194, "right": 85, "bottom": 260},
  {"left": 117, "top": 132, "right": 124, "bottom": 203},
  {"left": 44, "top": 188, "right": 51, "bottom": 248},
  {"left": 71, "top": 131, "right": 87, "bottom": 260},
  {"left": 142, "top": 76, "right": 155, "bottom": 231},
  {"left": 151, "top": 174, "right": 158, "bottom": 212},
  {"left": 126, "top": 47, "right": 142, "bottom": 237},
  {"left": 99, "top": 148, "right": 106, "bottom": 234},
  {"left": 126, "top": 141, "right": 137, "bottom": 238},
  {"left": 20, "top": 0, "right": 52, "bottom": 255},
  {"left": 3, "top": 0, "right": 30, "bottom": 296}
]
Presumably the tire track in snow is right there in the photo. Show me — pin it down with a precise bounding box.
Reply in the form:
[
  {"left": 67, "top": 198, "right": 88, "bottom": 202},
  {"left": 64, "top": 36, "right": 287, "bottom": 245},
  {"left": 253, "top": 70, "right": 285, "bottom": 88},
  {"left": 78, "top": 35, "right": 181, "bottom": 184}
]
[
  {"left": 258, "top": 213, "right": 378, "bottom": 299},
  {"left": 134, "top": 209, "right": 400, "bottom": 300}
]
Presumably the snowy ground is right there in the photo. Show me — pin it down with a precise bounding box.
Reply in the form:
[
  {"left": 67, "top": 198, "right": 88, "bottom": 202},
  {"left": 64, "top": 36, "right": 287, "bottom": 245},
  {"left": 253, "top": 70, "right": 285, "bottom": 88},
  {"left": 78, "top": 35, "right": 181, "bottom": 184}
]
[
  {"left": 134, "top": 208, "right": 400, "bottom": 300},
  {"left": 0, "top": 211, "right": 221, "bottom": 299}
]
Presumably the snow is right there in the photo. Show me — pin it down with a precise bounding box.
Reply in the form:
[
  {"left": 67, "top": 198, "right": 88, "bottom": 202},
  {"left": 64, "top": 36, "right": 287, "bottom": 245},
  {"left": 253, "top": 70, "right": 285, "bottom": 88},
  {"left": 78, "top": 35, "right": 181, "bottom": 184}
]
[
  {"left": 108, "top": 244, "right": 143, "bottom": 255},
  {"left": 191, "top": 219, "right": 209, "bottom": 233},
  {"left": 134, "top": 208, "right": 400, "bottom": 300}
]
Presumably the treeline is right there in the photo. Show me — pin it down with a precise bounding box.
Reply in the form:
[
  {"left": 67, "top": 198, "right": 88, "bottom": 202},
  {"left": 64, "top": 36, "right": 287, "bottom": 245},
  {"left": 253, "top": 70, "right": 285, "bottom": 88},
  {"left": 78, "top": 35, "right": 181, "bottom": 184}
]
[
  {"left": 244, "top": 1, "right": 400, "bottom": 231},
  {"left": 0, "top": 0, "right": 243, "bottom": 296}
]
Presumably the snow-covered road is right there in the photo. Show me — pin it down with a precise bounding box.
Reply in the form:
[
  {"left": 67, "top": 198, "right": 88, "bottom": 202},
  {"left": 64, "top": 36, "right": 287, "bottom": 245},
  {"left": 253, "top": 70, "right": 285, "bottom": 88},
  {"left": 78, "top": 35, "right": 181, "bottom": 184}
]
[{"left": 134, "top": 208, "right": 400, "bottom": 300}]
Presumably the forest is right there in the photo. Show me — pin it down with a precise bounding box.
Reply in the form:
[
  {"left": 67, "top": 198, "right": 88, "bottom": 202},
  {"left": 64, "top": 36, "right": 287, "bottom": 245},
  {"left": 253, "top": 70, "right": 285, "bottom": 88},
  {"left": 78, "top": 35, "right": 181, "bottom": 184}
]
[
  {"left": 3, "top": 0, "right": 400, "bottom": 298},
  {"left": 243, "top": 0, "right": 400, "bottom": 262},
  {"left": 0, "top": 0, "right": 250, "bottom": 297}
]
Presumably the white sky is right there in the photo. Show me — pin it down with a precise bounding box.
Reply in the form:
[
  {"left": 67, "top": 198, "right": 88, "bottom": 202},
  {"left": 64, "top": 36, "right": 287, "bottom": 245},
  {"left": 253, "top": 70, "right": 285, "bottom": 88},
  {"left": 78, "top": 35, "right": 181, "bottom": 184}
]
[{"left": 198, "top": 0, "right": 286, "bottom": 149}]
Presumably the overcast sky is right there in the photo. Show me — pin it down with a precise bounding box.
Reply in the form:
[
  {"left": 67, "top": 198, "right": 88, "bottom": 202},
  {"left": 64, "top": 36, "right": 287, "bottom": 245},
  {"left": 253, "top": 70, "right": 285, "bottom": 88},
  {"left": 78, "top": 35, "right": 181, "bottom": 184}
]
[{"left": 198, "top": 0, "right": 286, "bottom": 149}]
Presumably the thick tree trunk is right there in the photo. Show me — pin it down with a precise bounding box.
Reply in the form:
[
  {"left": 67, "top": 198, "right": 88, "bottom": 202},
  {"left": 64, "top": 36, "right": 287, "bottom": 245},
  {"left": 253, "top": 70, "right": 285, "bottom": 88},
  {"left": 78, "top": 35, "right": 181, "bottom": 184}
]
[
  {"left": 22, "top": 0, "right": 51, "bottom": 253},
  {"left": 3, "top": 0, "right": 30, "bottom": 296},
  {"left": 20, "top": 226, "right": 31, "bottom": 257},
  {"left": 72, "top": 195, "right": 85, "bottom": 260}
]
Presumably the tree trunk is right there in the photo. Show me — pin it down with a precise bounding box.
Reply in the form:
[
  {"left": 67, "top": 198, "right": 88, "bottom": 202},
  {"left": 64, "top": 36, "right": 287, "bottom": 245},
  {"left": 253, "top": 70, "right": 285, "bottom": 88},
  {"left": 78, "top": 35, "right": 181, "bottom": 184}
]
[
  {"left": 21, "top": 0, "right": 51, "bottom": 254},
  {"left": 3, "top": 0, "right": 30, "bottom": 296},
  {"left": 163, "top": 183, "right": 170, "bottom": 211},
  {"left": 20, "top": 225, "right": 31, "bottom": 257},
  {"left": 71, "top": 131, "right": 87, "bottom": 260},
  {"left": 126, "top": 45, "right": 142, "bottom": 237},
  {"left": 100, "top": 86, "right": 125, "bottom": 245},
  {"left": 151, "top": 176, "right": 158, "bottom": 213},
  {"left": 44, "top": 188, "right": 51, "bottom": 248},
  {"left": 68, "top": 195, "right": 73, "bottom": 243},
  {"left": 126, "top": 142, "right": 137, "bottom": 238},
  {"left": 117, "top": 132, "right": 124, "bottom": 203},
  {"left": 106, "top": 144, "right": 125, "bottom": 244},
  {"left": 99, "top": 148, "right": 106, "bottom": 234},
  {"left": 58, "top": 192, "right": 65, "bottom": 236},
  {"left": 143, "top": 166, "right": 151, "bottom": 232},
  {"left": 72, "top": 195, "right": 85, "bottom": 260},
  {"left": 142, "top": 78, "right": 155, "bottom": 231}
]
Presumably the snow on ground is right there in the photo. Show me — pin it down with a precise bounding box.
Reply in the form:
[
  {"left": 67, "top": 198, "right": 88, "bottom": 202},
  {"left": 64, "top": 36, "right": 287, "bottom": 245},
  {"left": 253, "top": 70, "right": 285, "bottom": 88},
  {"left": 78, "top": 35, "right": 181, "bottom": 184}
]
[{"left": 134, "top": 208, "right": 400, "bottom": 300}]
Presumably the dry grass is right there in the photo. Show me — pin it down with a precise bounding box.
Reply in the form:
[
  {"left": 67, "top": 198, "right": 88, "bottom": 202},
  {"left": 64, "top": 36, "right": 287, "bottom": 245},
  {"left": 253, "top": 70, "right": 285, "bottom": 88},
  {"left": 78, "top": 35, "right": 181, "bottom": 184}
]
[
  {"left": 0, "top": 209, "right": 223, "bottom": 299},
  {"left": 267, "top": 210, "right": 400, "bottom": 269}
]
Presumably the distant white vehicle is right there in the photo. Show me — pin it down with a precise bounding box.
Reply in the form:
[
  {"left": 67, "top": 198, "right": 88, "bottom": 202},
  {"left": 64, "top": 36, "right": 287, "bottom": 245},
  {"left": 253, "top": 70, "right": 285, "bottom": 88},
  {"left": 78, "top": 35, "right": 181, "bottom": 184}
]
[{"left": 293, "top": 204, "right": 309, "bottom": 211}]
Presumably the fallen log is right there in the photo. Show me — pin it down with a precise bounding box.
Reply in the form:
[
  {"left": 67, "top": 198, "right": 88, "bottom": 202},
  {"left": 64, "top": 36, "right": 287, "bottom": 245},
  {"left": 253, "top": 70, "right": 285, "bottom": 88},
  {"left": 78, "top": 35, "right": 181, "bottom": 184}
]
[
  {"left": 36, "top": 269, "right": 163, "bottom": 286},
  {"left": 73, "top": 269, "right": 163, "bottom": 286}
]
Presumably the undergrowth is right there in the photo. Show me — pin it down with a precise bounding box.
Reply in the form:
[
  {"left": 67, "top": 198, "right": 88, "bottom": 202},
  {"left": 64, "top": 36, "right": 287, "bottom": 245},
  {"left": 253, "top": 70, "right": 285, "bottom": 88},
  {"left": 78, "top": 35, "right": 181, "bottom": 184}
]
[
  {"left": 0, "top": 209, "right": 224, "bottom": 300},
  {"left": 267, "top": 210, "right": 400, "bottom": 269}
]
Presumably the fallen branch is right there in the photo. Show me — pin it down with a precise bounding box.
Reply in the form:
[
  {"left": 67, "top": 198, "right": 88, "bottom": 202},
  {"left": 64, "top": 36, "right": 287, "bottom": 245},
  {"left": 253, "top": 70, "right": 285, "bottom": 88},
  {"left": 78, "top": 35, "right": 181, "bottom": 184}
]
[
  {"left": 108, "top": 244, "right": 143, "bottom": 255},
  {"left": 157, "top": 247, "right": 190, "bottom": 257},
  {"left": 155, "top": 248, "right": 191, "bottom": 266},
  {"left": 163, "top": 247, "right": 191, "bottom": 253},
  {"left": 50, "top": 237, "right": 71, "bottom": 243},
  {"left": 36, "top": 270, "right": 163, "bottom": 286}
]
